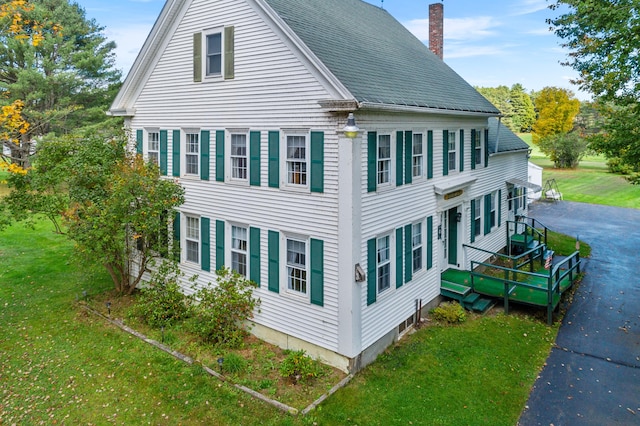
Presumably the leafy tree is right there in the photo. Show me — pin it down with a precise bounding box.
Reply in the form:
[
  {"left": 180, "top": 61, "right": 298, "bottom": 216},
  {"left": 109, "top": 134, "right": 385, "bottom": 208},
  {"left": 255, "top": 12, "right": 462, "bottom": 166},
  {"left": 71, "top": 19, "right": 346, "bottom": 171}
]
[
  {"left": 531, "top": 87, "right": 580, "bottom": 142},
  {"left": 8, "top": 127, "right": 185, "bottom": 294},
  {"left": 476, "top": 85, "right": 515, "bottom": 131},
  {"left": 549, "top": 1, "right": 640, "bottom": 178},
  {"left": 549, "top": 0, "right": 640, "bottom": 103},
  {"left": 538, "top": 132, "right": 588, "bottom": 168},
  {"left": 510, "top": 84, "right": 536, "bottom": 132},
  {"left": 0, "top": 0, "right": 121, "bottom": 171}
]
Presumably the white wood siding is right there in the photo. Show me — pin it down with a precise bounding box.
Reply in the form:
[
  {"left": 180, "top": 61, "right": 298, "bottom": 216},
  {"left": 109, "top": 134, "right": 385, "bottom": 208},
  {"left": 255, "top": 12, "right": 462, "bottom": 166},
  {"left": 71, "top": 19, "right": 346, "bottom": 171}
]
[{"left": 130, "top": 0, "right": 344, "bottom": 352}]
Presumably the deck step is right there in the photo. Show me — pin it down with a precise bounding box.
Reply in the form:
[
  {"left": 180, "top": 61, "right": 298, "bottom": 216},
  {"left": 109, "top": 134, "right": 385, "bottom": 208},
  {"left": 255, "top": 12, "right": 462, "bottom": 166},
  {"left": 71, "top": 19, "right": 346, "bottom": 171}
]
[
  {"left": 463, "top": 292, "right": 480, "bottom": 305},
  {"left": 440, "top": 280, "right": 471, "bottom": 297},
  {"left": 471, "top": 297, "right": 494, "bottom": 313}
]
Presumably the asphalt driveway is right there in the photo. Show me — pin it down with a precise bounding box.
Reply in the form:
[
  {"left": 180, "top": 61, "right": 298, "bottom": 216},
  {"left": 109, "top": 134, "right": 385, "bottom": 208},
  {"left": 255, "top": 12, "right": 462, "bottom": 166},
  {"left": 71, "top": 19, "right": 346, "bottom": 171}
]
[{"left": 518, "top": 201, "right": 640, "bottom": 425}]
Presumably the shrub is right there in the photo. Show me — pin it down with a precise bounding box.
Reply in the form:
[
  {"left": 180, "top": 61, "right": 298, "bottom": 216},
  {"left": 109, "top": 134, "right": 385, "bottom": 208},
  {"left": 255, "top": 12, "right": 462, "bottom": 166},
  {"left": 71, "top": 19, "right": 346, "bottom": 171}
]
[
  {"left": 278, "top": 350, "right": 327, "bottom": 384},
  {"left": 606, "top": 157, "right": 633, "bottom": 175},
  {"left": 430, "top": 301, "right": 467, "bottom": 324},
  {"left": 130, "top": 260, "right": 190, "bottom": 328},
  {"left": 190, "top": 267, "right": 260, "bottom": 348}
]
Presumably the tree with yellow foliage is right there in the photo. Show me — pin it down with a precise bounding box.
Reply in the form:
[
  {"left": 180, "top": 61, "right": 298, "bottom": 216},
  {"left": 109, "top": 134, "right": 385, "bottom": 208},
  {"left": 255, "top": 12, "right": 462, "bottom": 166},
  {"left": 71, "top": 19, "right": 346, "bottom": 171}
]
[{"left": 0, "top": 0, "right": 121, "bottom": 172}]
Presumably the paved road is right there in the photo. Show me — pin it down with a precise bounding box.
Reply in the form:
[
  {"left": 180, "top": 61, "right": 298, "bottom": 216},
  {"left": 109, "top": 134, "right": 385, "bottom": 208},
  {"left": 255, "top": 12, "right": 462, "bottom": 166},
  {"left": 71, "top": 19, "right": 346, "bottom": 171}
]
[{"left": 518, "top": 201, "right": 640, "bottom": 425}]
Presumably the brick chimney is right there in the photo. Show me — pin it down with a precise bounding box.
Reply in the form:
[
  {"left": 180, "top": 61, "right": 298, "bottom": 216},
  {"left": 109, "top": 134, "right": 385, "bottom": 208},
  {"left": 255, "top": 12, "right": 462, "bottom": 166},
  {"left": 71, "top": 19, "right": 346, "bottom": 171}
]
[{"left": 429, "top": 3, "right": 444, "bottom": 60}]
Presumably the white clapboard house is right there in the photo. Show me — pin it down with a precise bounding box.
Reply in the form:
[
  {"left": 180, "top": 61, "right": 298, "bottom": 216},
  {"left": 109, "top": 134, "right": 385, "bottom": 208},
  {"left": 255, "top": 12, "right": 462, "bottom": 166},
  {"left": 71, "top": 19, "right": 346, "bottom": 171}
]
[{"left": 110, "top": 0, "right": 531, "bottom": 372}]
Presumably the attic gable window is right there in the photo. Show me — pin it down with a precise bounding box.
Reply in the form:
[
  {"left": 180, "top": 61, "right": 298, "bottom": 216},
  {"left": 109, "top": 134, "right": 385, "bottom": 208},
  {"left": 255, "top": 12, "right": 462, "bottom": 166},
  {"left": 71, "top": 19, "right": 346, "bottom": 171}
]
[{"left": 194, "top": 27, "right": 235, "bottom": 82}]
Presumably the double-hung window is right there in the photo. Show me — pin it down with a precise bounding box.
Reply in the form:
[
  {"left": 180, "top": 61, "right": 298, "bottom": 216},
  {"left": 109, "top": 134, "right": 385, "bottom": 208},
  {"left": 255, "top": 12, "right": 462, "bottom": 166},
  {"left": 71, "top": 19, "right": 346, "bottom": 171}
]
[
  {"left": 148, "top": 131, "right": 159, "bottom": 165},
  {"left": 412, "top": 222, "right": 423, "bottom": 272},
  {"left": 185, "top": 132, "right": 199, "bottom": 176},
  {"left": 206, "top": 32, "right": 222, "bottom": 77},
  {"left": 412, "top": 133, "right": 423, "bottom": 178},
  {"left": 447, "top": 131, "right": 457, "bottom": 172},
  {"left": 286, "top": 135, "right": 307, "bottom": 186},
  {"left": 474, "top": 197, "right": 482, "bottom": 238},
  {"left": 287, "top": 238, "right": 307, "bottom": 294},
  {"left": 231, "top": 225, "right": 248, "bottom": 276},
  {"left": 474, "top": 130, "right": 483, "bottom": 167},
  {"left": 231, "top": 134, "right": 248, "bottom": 180},
  {"left": 377, "top": 235, "right": 391, "bottom": 294},
  {"left": 185, "top": 216, "right": 200, "bottom": 264},
  {"left": 377, "top": 134, "right": 391, "bottom": 185},
  {"left": 490, "top": 192, "right": 497, "bottom": 228}
]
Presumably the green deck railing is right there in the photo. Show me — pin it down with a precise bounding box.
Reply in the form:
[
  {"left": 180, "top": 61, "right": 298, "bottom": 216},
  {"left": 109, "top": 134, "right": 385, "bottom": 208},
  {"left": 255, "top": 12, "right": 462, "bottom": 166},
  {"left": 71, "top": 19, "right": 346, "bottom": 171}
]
[{"left": 468, "top": 250, "right": 582, "bottom": 325}]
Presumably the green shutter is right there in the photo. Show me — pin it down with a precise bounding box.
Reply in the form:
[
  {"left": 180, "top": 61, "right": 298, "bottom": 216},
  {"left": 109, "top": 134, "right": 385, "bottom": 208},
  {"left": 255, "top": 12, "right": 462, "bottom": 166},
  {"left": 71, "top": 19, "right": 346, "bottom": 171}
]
[
  {"left": 470, "top": 199, "right": 476, "bottom": 243},
  {"left": 367, "top": 238, "right": 376, "bottom": 305},
  {"left": 484, "top": 194, "right": 491, "bottom": 235},
  {"left": 459, "top": 129, "right": 464, "bottom": 172},
  {"left": 268, "top": 230, "right": 279, "bottom": 293},
  {"left": 136, "top": 129, "right": 143, "bottom": 155},
  {"left": 216, "top": 220, "right": 225, "bottom": 270},
  {"left": 215, "top": 130, "right": 224, "bottom": 182},
  {"left": 268, "top": 131, "right": 279, "bottom": 188},
  {"left": 250, "top": 131, "right": 261, "bottom": 186},
  {"left": 442, "top": 130, "right": 449, "bottom": 176},
  {"left": 470, "top": 129, "right": 477, "bottom": 170},
  {"left": 310, "top": 239, "right": 324, "bottom": 306},
  {"left": 396, "top": 227, "right": 403, "bottom": 288},
  {"left": 484, "top": 128, "right": 490, "bottom": 167},
  {"left": 498, "top": 190, "right": 502, "bottom": 227},
  {"left": 249, "top": 227, "right": 260, "bottom": 286},
  {"left": 172, "top": 130, "right": 181, "bottom": 177},
  {"left": 367, "top": 132, "right": 377, "bottom": 192},
  {"left": 159, "top": 130, "right": 168, "bottom": 175},
  {"left": 427, "top": 216, "right": 433, "bottom": 269},
  {"left": 404, "top": 224, "right": 412, "bottom": 283},
  {"left": 427, "top": 130, "right": 433, "bottom": 179},
  {"left": 201, "top": 130, "right": 210, "bottom": 181},
  {"left": 405, "top": 131, "right": 412, "bottom": 184},
  {"left": 201, "top": 218, "right": 211, "bottom": 272},
  {"left": 224, "top": 26, "right": 234, "bottom": 80},
  {"left": 310, "top": 131, "right": 324, "bottom": 193},
  {"left": 396, "top": 131, "right": 404, "bottom": 187},
  {"left": 193, "top": 33, "right": 202, "bottom": 83}
]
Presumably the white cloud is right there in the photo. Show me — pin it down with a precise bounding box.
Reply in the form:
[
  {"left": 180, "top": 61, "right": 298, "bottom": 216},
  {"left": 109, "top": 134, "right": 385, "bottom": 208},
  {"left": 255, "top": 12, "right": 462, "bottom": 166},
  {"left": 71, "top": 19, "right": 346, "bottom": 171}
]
[
  {"left": 526, "top": 27, "right": 554, "bottom": 36},
  {"left": 510, "top": 0, "right": 548, "bottom": 16},
  {"left": 445, "top": 44, "right": 507, "bottom": 59},
  {"left": 404, "top": 16, "right": 500, "bottom": 43}
]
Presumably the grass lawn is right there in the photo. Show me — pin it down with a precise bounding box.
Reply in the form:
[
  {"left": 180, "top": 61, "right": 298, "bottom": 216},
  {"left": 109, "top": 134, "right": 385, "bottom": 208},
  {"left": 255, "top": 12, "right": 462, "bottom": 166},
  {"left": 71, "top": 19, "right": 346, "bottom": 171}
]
[
  {"left": 519, "top": 133, "right": 640, "bottom": 209},
  {"left": 1, "top": 218, "right": 559, "bottom": 425}
]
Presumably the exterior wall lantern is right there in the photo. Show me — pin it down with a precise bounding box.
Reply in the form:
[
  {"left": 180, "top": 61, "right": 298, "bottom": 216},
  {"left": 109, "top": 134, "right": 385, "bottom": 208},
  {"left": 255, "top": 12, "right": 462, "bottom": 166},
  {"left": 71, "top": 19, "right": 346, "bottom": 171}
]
[
  {"left": 456, "top": 212, "right": 462, "bottom": 222},
  {"left": 343, "top": 113, "right": 360, "bottom": 139}
]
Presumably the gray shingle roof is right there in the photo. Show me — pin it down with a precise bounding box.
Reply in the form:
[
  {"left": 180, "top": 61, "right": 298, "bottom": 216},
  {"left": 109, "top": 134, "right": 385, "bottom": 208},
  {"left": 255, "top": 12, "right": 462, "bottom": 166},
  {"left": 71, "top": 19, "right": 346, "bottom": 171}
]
[
  {"left": 263, "top": 0, "right": 500, "bottom": 114},
  {"left": 488, "top": 117, "right": 529, "bottom": 153}
]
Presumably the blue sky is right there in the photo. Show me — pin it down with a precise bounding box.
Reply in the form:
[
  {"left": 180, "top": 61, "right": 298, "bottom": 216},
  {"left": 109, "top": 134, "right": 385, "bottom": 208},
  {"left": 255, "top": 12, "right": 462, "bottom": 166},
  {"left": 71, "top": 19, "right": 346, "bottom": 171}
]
[{"left": 75, "top": 0, "right": 588, "bottom": 100}]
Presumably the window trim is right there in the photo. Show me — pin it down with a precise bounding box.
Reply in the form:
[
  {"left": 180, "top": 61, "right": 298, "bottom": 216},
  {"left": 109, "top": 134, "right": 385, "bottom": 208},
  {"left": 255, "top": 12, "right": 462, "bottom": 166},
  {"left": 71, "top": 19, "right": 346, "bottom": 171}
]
[
  {"left": 377, "top": 234, "right": 392, "bottom": 295},
  {"left": 282, "top": 131, "right": 309, "bottom": 189},
  {"left": 147, "top": 129, "right": 160, "bottom": 166},
  {"left": 230, "top": 224, "right": 248, "bottom": 277},
  {"left": 185, "top": 215, "right": 200, "bottom": 265},
  {"left": 412, "top": 132, "right": 424, "bottom": 179},
  {"left": 203, "top": 27, "right": 223, "bottom": 78},
  {"left": 412, "top": 221, "right": 423, "bottom": 273},
  {"left": 473, "top": 129, "right": 483, "bottom": 167},
  {"left": 377, "top": 133, "right": 392, "bottom": 187},
  {"left": 285, "top": 236, "right": 308, "bottom": 297},
  {"left": 447, "top": 130, "right": 457, "bottom": 173},
  {"left": 490, "top": 191, "right": 497, "bottom": 230},
  {"left": 228, "top": 131, "right": 249, "bottom": 182},
  {"left": 473, "top": 197, "right": 482, "bottom": 238},
  {"left": 184, "top": 130, "right": 200, "bottom": 177}
]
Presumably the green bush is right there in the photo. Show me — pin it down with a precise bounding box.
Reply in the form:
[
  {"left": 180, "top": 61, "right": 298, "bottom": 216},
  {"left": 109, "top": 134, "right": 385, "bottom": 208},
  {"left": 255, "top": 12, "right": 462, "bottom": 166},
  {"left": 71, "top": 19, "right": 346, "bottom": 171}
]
[
  {"left": 220, "top": 352, "right": 247, "bottom": 375},
  {"left": 430, "top": 302, "right": 467, "bottom": 324},
  {"left": 130, "top": 260, "right": 190, "bottom": 328},
  {"left": 278, "top": 350, "right": 327, "bottom": 384},
  {"left": 606, "top": 157, "right": 633, "bottom": 175},
  {"left": 190, "top": 267, "right": 260, "bottom": 348}
]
